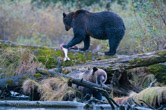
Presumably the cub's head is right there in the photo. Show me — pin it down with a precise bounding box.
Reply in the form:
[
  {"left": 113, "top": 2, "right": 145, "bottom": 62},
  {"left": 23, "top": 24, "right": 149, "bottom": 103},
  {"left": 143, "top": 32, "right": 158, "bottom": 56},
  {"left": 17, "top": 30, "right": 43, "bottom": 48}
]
[
  {"left": 63, "top": 12, "right": 74, "bottom": 31},
  {"left": 92, "top": 67, "right": 107, "bottom": 84}
]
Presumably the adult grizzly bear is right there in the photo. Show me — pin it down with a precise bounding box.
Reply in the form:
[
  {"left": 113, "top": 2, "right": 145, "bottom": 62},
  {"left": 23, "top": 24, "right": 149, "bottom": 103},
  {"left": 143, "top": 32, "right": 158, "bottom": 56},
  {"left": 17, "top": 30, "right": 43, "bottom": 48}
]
[{"left": 63, "top": 10, "right": 125, "bottom": 55}]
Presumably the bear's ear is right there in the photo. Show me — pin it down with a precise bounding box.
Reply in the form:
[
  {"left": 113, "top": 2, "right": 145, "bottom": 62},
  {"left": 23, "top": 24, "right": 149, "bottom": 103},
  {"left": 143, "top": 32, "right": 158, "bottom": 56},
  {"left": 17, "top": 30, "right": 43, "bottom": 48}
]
[
  {"left": 93, "top": 67, "right": 98, "bottom": 73},
  {"left": 63, "top": 13, "right": 66, "bottom": 18}
]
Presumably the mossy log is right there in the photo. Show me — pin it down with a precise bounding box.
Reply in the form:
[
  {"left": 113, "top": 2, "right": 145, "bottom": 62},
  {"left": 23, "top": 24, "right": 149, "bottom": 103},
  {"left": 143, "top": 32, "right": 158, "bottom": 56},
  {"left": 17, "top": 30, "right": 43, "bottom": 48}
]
[
  {"left": 148, "top": 64, "right": 166, "bottom": 84},
  {"left": 0, "top": 40, "right": 110, "bottom": 68},
  {"left": 50, "top": 50, "right": 166, "bottom": 74}
]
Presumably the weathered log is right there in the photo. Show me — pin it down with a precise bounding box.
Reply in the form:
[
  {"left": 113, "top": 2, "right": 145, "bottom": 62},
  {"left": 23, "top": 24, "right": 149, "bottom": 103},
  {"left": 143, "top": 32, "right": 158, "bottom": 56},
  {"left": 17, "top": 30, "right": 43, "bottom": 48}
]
[
  {"left": 0, "top": 100, "right": 152, "bottom": 110},
  {"left": 50, "top": 50, "right": 166, "bottom": 74},
  {"left": 0, "top": 101, "right": 86, "bottom": 108},
  {"left": 68, "top": 77, "right": 119, "bottom": 109}
]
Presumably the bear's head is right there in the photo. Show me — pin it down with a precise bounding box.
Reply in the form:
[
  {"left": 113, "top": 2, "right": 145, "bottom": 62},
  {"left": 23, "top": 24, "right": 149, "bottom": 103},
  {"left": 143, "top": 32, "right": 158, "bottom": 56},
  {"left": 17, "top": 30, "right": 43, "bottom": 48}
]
[
  {"left": 63, "top": 12, "right": 74, "bottom": 31},
  {"left": 92, "top": 67, "right": 107, "bottom": 84}
]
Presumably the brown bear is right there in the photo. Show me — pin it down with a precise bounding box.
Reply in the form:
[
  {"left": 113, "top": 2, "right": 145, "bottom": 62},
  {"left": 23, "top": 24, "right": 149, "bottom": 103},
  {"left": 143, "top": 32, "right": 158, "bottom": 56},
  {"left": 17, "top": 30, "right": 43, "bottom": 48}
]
[
  {"left": 66, "top": 67, "right": 107, "bottom": 100},
  {"left": 63, "top": 9, "right": 125, "bottom": 56}
]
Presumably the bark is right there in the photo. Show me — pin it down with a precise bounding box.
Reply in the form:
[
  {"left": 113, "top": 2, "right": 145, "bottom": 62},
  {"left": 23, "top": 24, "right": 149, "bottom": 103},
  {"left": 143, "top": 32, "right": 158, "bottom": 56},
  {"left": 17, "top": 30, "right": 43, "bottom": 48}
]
[
  {"left": 0, "top": 100, "right": 152, "bottom": 110},
  {"left": 0, "top": 101, "right": 85, "bottom": 108}
]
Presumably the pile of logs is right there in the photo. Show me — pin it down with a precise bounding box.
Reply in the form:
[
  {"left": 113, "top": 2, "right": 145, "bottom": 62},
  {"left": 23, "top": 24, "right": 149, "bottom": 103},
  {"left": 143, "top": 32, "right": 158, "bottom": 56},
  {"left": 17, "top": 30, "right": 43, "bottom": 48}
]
[{"left": 0, "top": 40, "right": 166, "bottom": 108}]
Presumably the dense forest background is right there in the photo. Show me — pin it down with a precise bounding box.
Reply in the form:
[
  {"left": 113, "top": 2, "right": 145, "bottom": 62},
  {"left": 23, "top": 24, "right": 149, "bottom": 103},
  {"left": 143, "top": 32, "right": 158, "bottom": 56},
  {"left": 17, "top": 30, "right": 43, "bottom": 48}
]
[{"left": 0, "top": 0, "right": 166, "bottom": 54}]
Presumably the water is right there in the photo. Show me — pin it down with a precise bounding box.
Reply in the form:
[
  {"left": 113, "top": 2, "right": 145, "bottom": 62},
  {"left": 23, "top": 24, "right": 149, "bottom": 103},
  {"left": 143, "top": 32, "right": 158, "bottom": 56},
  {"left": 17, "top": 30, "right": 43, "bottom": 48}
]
[{"left": 0, "top": 107, "right": 83, "bottom": 110}]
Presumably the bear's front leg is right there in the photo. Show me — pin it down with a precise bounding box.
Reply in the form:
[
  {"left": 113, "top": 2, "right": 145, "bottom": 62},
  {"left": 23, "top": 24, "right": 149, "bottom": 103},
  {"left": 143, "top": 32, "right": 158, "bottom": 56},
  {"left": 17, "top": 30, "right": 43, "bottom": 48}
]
[
  {"left": 63, "top": 28, "right": 86, "bottom": 49},
  {"left": 105, "top": 51, "right": 116, "bottom": 56},
  {"left": 80, "top": 35, "right": 90, "bottom": 51},
  {"left": 63, "top": 36, "right": 84, "bottom": 49}
]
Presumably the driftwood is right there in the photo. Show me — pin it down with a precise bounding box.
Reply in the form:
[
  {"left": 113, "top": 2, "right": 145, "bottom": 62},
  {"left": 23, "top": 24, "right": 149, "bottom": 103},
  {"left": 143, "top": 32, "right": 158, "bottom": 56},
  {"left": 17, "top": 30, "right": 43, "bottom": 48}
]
[
  {"left": 0, "top": 100, "right": 152, "bottom": 110},
  {"left": 68, "top": 77, "right": 119, "bottom": 109},
  {"left": 0, "top": 101, "right": 85, "bottom": 108}
]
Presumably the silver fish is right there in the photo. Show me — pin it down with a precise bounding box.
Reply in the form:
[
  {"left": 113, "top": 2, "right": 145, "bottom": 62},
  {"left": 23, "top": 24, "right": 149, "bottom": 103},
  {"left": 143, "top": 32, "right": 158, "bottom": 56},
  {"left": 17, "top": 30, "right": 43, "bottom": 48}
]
[{"left": 60, "top": 44, "right": 70, "bottom": 61}]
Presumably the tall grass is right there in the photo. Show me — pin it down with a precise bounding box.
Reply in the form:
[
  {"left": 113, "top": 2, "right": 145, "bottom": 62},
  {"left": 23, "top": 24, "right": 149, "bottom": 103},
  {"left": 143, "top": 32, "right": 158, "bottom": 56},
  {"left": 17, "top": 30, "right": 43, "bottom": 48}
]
[
  {"left": 0, "top": 48, "right": 43, "bottom": 78},
  {"left": 0, "top": 0, "right": 165, "bottom": 54}
]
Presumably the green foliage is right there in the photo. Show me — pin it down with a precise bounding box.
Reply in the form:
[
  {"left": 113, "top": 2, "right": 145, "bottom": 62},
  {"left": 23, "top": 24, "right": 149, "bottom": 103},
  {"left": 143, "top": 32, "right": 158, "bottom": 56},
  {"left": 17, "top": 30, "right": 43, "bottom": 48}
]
[{"left": 31, "top": 0, "right": 100, "bottom": 7}]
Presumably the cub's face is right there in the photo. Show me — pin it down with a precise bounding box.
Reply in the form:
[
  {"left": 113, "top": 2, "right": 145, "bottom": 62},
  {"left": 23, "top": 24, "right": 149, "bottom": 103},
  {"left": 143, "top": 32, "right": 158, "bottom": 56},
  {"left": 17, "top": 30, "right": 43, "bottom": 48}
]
[
  {"left": 92, "top": 67, "right": 107, "bottom": 84},
  {"left": 63, "top": 12, "right": 73, "bottom": 31}
]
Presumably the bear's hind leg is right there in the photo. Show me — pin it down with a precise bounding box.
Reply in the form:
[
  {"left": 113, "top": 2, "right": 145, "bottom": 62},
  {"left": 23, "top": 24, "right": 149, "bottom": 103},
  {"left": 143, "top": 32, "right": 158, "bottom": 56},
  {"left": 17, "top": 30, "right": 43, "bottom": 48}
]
[
  {"left": 105, "top": 37, "right": 118, "bottom": 56},
  {"left": 80, "top": 35, "right": 90, "bottom": 51},
  {"left": 105, "top": 30, "right": 124, "bottom": 56}
]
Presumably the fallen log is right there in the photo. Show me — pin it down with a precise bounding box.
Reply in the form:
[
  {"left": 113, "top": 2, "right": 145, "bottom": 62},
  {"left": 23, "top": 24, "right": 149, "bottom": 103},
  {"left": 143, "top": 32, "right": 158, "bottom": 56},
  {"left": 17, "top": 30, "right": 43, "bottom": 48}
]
[
  {"left": 68, "top": 78, "right": 119, "bottom": 109},
  {"left": 0, "top": 100, "right": 152, "bottom": 110},
  {"left": 50, "top": 50, "right": 166, "bottom": 74},
  {"left": 0, "top": 101, "right": 86, "bottom": 108}
]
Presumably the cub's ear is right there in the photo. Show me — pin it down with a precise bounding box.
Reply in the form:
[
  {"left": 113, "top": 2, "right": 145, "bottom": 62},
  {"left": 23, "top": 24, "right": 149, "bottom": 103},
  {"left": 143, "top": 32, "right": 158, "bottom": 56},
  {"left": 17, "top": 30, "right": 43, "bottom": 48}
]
[
  {"left": 63, "top": 13, "right": 66, "bottom": 17},
  {"left": 93, "top": 67, "right": 98, "bottom": 72}
]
